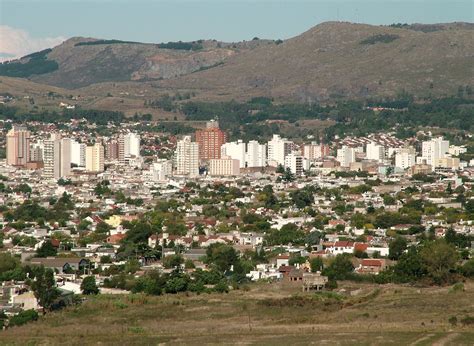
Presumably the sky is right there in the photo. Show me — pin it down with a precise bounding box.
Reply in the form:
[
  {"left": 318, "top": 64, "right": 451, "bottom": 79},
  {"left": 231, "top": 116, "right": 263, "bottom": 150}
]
[{"left": 0, "top": 0, "right": 473, "bottom": 60}]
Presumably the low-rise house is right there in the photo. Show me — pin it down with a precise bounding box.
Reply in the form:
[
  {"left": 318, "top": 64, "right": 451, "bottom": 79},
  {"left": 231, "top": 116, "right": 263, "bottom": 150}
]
[
  {"left": 355, "top": 259, "right": 388, "bottom": 275},
  {"left": 29, "top": 257, "right": 89, "bottom": 274}
]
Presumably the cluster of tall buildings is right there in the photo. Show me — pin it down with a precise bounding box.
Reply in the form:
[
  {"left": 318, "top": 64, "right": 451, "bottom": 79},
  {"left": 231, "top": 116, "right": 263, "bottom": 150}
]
[
  {"left": 6, "top": 126, "right": 141, "bottom": 179},
  {"left": 174, "top": 121, "right": 330, "bottom": 177},
  {"left": 335, "top": 137, "right": 463, "bottom": 172},
  {"left": 7, "top": 121, "right": 462, "bottom": 181}
]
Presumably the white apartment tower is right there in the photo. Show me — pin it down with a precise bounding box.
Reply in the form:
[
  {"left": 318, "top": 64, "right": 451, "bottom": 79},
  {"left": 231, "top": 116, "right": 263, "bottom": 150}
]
[
  {"left": 395, "top": 147, "right": 416, "bottom": 170},
  {"left": 246, "top": 141, "right": 267, "bottom": 168},
  {"left": 176, "top": 136, "right": 199, "bottom": 176},
  {"left": 284, "top": 153, "right": 304, "bottom": 176},
  {"left": 118, "top": 133, "right": 141, "bottom": 163},
  {"left": 43, "top": 134, "right": 71, "bottom": 179},
  {"left": 71, "top": 140, "right": 86, "bottom": 167},
  {"left": 150, "top": 159, "right": 173, "bottom": 182},
  {"left": 267, "top": 134, "right": 293, "bottom": 167},
  {"left": 366, "top": 142, "right": 385, "bottom": 162},
  {"left": 421, "top": 137, "right": 449, "bottom": 167},
  {"left": 336, "top": 146, "right": 356, "bottom": 167},
  {"left": 221, "top": 140, "right": 246, "bottom": 168}
]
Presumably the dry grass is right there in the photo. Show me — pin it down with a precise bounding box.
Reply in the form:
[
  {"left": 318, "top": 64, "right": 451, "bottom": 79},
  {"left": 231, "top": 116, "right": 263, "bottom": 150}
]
[{"left": 1, "top": 280, "right": 474, "bottom": 345}]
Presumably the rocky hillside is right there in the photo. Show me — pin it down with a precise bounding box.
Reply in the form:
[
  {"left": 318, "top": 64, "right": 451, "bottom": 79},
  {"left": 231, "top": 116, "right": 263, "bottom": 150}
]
[
  {"left": 161, "top": 22, "right": 474, "bottom": 101},
  {"left": 0, "top": 37, "right": 274, "bottom": 89},
  {"left": 1, "top": 22, "right": 473, "bottom": 101}
]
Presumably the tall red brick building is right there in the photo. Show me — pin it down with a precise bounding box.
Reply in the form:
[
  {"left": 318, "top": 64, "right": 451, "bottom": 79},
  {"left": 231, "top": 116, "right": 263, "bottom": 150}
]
[{"left": 195, "top": 120, "right": 227, "bottom": 160}]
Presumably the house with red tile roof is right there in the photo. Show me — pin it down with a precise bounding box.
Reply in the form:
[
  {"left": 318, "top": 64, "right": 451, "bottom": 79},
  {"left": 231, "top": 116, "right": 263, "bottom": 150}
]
[{"left": 355, "top": 259, "right": 388, "bottom": 275}]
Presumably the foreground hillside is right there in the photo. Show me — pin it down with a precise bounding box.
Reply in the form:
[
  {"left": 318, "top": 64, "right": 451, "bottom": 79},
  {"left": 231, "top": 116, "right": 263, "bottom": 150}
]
[{"left": 2, "top": 281, "right": 474, "bottom": 345}]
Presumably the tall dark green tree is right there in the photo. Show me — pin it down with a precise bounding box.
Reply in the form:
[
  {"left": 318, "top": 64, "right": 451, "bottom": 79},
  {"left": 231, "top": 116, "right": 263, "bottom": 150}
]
[
  {"left": 388, "top": 236, "right": 407, "bottom": 260},
  {"left": 81, "top": 276, "right": 99, "bottom": 295},
  {"left": 31, "top": 267, "right": 60, "bottom": 313},
  {"left": 36, "top": 240, "right": 57, "bottom": 258}
]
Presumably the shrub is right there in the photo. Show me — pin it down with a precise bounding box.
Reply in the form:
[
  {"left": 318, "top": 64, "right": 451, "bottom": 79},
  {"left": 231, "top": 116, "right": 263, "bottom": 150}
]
[
  {"left": 448, "top": 316, "right": 458, "bottom": 326},
  {"left": 360, "top": 34, "right": 399, "bottom": 45},
  {"left": 450, "top": 282, "right": 465, "bottom": 293},
  {"left": 8, "top": 309, "right": 38, "bottom": 327},
  {"left": 325, "top": 280, "right": 338, "bottom": 290},
  {"left": 460, "top": 316, "right": 474, "bottom": 326},
  {"left": 214, "top": 280, "right": 229, "bottom": 293}
]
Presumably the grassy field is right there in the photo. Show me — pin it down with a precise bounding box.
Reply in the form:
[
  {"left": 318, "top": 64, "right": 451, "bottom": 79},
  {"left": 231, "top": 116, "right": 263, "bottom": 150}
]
[{"left": 1, "top": 280, "right": 474, "bottom": 345}]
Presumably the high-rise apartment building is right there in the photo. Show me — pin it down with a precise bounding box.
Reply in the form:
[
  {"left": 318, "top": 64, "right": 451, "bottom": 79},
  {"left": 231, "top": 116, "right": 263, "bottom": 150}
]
[
  {"left": 176, "top": 136, "right": 199, "bottom": 176},
  {"left": 421, "top": 137, "right": 449, "bottom": 167},
  {"left": 150, "top": 159, "right": 173, "bottom": 182},
  {"left": 30, "top": 142, "right": 44, "bottom": 162},
  {"left": 267, "top": 134, "right": 293, "bottom": 167},
  {"left": 284, "top": 153, "right": 304, "bottom": 176},
  {"left": 86, "top": 143, "right": 105, "bottom": 172},
  {"left": 105, "top": 139, "right": 119, "bottom": 161},
  {"left": 221, "top": 140, "right": 246, "bottom": 168},
  {"left": 302, "top": 142, "right": 330, "bottom": 160},
  {"left": 246, "top": 141, "right": 267, "bottom": 168},
  {"left": 43, "top": 134, "right": 71, "bottom": 179},
  {"left": 118, "top": 133, "right": 141, "bottom": 163},
  {"left": 71, "top": 140, "right": 86, "bottom": 167},
  {"left": 195, "top": 121, "right": 227, "bottom": 161},
  {"left": 336, "top": 146, "right": 357, "bottom": 167},
  {"left": 366, "top": 142, "right": 385, "bottom": 162},
  {"left": 6, "top": 125, "right": 30, "bottom": 167},
  {"left": 395, "top": 147, "right": 416, "bottom": 170}
]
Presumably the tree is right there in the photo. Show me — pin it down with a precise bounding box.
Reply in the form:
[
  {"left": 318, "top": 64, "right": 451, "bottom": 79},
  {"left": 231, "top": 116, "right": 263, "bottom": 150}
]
[
  {"left": 290, "top": 188, "right": 314, "bottom": 209},
  {"left": 446, "top": 182, "right": 453, "bottom": 194},
  {"left": 461, "top": 259, "right": 474, "bottom": 278},
  {"left": 124, "top": 259, "right": 140, "bottom": 274},
  {"left": 265, "top": 223, "right": 306, "bottom": 246},
  {"left": 95, "top": 221, "right": 111, "bottom": 234},
  {"left": 289, "top": 254, "right": 306, "bottom": 266},
  {"left": 420, "top": 239, "right": 459, "bottom": 285},
  {"left": 391, "top": 247, "right": 426, "bottom": 282},
  {"left": 100, "top": 255, "right": 112, "bottom": 264},
  {"left": 184, "top": 259, "right": 195, "bottom": 269},
  {"left": 163, "top": 254, "right": 184, "bottom": 269},
  {"left": 206, "top": 244, "right": 239, "bottom": 272},
  {"left": 164, "top": 272, "right": 190, "bottom": 294},
  {"left": 14, "top": 183, "right": 32, "bottom": 194},
  {"left": 323, "top": 254, "right": 354, "bottom": 280},
  {"left": 310, "top": 257, "right": 324, "bottom": 273},
  {"left": 283, "top": 168, "right": 295, "bottom": 182},
  {"left": 31, "top": 267, "right": 60, "bottom": 313},
  {"left": 81, "top": 276, "right": 99, "bottom": 295},
  {"left": 0, "top": 252, "right": 20, "bottom": 273},
  {"left": 388, "top": 236, "right": 407, "bottom": 260},
  {"left": 36, "top": 240, "right": 57, "bottom": 257}
]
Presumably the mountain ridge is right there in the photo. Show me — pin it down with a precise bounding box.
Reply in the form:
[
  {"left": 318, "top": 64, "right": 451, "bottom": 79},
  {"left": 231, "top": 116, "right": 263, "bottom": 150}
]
[{"left": 0, "top": 21, "right": 473, "bottom": 103}]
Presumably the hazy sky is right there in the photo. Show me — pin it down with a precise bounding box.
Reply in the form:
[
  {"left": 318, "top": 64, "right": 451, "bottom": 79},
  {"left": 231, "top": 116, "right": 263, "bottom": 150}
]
[{"left": 0, "top": 0, "right": 473, "bottom": 59}]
